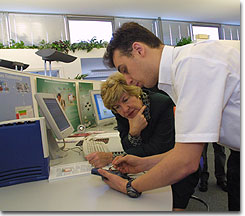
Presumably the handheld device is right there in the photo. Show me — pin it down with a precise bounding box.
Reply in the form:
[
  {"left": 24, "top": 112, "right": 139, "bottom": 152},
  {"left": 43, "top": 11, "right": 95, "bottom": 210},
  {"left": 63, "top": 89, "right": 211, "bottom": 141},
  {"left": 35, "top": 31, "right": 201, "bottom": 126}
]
[{"left": 91, "top": 168, "right": 133, "bottom": 180}]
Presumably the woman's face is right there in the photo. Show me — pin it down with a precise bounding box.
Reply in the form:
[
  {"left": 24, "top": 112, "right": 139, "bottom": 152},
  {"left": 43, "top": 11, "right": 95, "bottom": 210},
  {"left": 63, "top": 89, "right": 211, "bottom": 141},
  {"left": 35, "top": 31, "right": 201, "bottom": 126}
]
[{"left": 113, "top": 92, "right": 143, "bottom": 119}]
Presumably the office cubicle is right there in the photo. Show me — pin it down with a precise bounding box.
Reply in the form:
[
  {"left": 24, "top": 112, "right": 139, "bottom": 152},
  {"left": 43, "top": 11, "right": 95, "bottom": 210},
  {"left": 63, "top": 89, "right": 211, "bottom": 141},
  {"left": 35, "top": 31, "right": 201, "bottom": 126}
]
[
  {"left": 0, "top": 67, "right": 36, "bottom": 121},
  {"left": 0, "top": 67, "right": 104, "bottom": 133}
]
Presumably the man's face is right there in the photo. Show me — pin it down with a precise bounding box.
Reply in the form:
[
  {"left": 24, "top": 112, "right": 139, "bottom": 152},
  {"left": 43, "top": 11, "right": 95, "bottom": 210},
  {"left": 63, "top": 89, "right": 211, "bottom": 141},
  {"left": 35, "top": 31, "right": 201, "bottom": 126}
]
[
  {"left": 112, "top": 49, "right": 155, "bottom": 88},
  {"left": 123, "top": 73, "right": 143, "bottom": 87}
]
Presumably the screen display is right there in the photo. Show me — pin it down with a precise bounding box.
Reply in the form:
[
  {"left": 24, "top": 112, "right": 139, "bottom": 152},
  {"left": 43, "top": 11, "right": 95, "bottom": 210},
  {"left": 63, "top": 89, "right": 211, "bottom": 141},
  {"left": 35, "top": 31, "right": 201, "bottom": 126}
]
[
  {"left": 44, "top": 98, "right": 70, "bottom": 131},
  {"left": 93, "top": 94, "right": 114, "bottom": 120}
]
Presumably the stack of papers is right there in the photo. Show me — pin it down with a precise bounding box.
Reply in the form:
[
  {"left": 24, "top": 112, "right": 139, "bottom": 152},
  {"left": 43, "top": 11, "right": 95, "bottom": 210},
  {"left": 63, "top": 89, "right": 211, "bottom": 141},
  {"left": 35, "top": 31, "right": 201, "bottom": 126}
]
[{"left": 49, "top": 161, "right": 92, "bottom": 182}]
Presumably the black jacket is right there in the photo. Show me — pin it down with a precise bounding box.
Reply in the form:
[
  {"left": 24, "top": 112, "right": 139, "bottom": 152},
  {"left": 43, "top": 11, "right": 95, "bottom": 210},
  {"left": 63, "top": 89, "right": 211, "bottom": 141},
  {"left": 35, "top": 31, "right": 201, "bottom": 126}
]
[{"left": 115, "top": 90, "right": 175, "bottom": 157}]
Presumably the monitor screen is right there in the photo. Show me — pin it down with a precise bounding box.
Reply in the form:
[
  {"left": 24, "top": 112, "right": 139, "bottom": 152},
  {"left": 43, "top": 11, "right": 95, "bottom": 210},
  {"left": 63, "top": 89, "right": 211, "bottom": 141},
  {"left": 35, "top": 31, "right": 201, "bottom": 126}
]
[
  {"left": 43, "top": 98, "right": 70, "bottom": 132},
  {"left": 90, "top": 90, "right": 115, "bottom": 126},
  {"left": 35, "top": 93, "right": 74, "bottom": 140}
]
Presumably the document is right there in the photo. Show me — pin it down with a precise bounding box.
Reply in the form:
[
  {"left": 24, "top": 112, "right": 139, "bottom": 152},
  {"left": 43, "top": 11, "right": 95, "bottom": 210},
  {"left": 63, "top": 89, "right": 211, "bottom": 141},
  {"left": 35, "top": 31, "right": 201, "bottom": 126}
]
[{"left": 49, "top": 161, "right": 92, "bottom": 182}]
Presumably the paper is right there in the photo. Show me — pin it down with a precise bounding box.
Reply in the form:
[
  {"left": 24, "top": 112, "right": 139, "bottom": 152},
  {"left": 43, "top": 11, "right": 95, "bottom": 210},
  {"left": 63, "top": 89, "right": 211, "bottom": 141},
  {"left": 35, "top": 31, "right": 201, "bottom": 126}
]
[
  {"left": 15, "top": 105, "right": 34, "bottom": 119},
  {"left": 49, "top": 161, "right": 92, "bottom": 182}
]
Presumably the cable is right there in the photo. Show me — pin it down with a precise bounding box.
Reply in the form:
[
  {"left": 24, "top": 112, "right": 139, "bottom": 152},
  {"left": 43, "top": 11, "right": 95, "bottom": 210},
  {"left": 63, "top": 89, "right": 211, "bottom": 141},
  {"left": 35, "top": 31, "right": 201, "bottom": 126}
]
[
  {"left": 59, "top": 139, "right": 83, "bottom": 154},
  {"left": 59, "top": 138, "right": 66, "bottom": 150},
  {"left": 190, "top": 195, "right": 209, "bottom": 211}
]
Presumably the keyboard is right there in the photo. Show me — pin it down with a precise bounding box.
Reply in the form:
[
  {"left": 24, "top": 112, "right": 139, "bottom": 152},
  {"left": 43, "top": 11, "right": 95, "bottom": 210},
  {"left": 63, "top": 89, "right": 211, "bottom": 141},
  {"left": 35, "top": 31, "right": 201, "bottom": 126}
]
[{"left": 82, "top": 137, "right": 110, "bottom": 156}]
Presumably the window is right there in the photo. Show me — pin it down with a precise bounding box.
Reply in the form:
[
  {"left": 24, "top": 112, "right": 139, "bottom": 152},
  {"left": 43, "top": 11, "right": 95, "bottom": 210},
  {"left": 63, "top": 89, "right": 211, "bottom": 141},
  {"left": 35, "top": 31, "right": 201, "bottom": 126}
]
[
  {"left": 68, "top": 19, "right": 113, "bottom": 43},
  {"left": 67, "top": 17, "right": 114, "bottom": 81},
  {"left": 0, "top": 13, "right": 8, "bottom": 45},
  {"left": 8, "top": 13, "right": 66, "bottom": 45},
  {"left": 161, "top": 21, "right": 192, "bottom": 45},
  {"left": 192, "top": 25, "right": 220, "bottom": 40},
  {"left": 221, "top": 25, "right": 240, "bottom": 40},
  {"left": 114, "top": 17, "right": 158, "bottom": 36}
]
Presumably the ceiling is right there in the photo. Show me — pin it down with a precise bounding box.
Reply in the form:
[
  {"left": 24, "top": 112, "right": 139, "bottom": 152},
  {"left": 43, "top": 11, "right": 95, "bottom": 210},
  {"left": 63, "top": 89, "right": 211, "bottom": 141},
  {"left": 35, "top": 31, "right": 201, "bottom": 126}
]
[{"left": 1, "top": 0, "right": 240, "bottom": 25}]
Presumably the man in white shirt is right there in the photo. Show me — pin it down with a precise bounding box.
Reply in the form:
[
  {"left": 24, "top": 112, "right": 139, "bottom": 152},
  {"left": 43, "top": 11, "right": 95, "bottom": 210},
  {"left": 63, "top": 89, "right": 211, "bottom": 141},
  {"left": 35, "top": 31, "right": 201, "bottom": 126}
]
[{"left": 100, "top": 22, "right": 240, "bottom": 211}]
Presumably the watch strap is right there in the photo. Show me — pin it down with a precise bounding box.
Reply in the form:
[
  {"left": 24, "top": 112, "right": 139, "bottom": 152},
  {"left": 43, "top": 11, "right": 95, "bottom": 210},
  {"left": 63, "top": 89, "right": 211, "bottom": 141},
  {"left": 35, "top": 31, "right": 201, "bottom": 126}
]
[{"left": 126, "top": 179, "right": 142, "bottom": 198}]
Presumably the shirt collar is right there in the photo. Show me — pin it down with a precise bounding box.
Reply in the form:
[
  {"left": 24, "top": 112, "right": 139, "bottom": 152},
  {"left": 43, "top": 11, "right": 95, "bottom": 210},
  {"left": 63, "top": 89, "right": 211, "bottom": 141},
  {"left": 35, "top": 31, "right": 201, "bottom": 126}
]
[{"left": 158, "top": 45, "right": 174, "bottom": 85}]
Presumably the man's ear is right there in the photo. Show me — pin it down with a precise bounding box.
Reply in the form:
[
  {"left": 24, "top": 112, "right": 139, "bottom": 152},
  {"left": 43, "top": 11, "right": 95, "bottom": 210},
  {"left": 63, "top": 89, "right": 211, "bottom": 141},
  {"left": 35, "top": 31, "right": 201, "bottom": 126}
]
[{"left": 132, "top": 42, "right": 145, "bottom": 57}]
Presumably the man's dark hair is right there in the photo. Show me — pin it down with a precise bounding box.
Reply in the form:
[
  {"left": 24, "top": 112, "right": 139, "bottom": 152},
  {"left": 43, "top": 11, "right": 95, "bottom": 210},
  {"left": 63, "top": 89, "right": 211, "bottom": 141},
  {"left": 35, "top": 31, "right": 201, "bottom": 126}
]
[{"left": 103, "top": 22, "right": 163, "bottom": 68}]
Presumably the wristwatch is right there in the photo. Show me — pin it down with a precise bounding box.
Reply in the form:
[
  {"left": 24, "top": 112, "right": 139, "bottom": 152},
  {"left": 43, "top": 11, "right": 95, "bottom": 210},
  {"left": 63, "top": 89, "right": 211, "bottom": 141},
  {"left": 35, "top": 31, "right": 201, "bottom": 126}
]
[{"left": 126, "top": 179, "right": 142, "bottom": 198}]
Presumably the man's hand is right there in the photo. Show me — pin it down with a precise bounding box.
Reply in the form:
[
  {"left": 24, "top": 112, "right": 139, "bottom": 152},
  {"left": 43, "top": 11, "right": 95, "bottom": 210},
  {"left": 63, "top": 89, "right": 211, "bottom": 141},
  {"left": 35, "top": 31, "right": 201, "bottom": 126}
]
[
  {"left": 112, "top": 155, "right": 146, "bottom": 174},
  {"left": 98, "top": 169, "right": 128, "bottom": 194},
  {"left": 85, "top": 152, "right": 113, "bottom": 168},
  {"left": 129, "top": 105, "right": 148, "bottom": 136}
]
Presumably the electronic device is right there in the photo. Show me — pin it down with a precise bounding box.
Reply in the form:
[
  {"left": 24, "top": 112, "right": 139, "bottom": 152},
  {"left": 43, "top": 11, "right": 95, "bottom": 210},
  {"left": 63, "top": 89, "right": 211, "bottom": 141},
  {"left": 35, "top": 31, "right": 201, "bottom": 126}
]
[
  {"left": 93, "top": 132, "right": 124, "bottom": 152},
  {"left": 35, "top": 93, "right": 74, "bottom": 161},
  {"left": 82, "top": 136, "right": 110, "bottom": 156},
  {"left": 91, "top": 168, "right": 133, "bottom": 180},
  {"left": 0, "top": 117, "right": 49, "bottom": 187},
  {"left": 90, "top": 90, "right": 116, "bottom": 126}
]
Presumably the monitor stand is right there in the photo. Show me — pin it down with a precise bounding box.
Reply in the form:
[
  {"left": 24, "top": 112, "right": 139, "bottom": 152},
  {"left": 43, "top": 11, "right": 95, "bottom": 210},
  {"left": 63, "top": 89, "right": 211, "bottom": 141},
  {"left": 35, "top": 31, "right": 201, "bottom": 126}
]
[{"left": 46, "top": 128, "right": 67, "bottom": 165}]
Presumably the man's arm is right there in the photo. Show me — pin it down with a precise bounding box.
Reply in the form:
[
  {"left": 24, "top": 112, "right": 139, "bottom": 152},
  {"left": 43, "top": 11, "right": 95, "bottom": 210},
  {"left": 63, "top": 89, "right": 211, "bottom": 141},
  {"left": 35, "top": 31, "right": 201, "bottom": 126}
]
[{"left": 131, "top": 142, "right": 204, "bottom": 192}]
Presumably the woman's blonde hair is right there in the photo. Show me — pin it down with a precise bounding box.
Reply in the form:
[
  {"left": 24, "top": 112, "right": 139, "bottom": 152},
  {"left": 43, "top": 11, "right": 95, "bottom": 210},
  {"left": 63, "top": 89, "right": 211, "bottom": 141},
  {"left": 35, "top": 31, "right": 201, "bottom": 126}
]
[{"left": 101, "top": 72, "right": 142, "bottom": 112}]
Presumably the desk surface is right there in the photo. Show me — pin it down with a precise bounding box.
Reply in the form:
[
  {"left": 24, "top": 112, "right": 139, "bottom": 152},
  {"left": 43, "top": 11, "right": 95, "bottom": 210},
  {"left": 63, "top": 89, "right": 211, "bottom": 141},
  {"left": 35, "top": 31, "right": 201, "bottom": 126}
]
[
  {"left": 0, "top": 173, "right": 172, "bottom": 211},
  {"left": 0, "top": 128, "right": 172, "bottom": 211}
]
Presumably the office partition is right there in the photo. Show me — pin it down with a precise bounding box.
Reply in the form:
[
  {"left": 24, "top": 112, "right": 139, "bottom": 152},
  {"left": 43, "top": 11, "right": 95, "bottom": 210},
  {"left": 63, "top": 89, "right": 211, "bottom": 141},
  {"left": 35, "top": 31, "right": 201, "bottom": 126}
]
[
  {"left": 0, "top": 69, "right": 35, "bottom": 121},
  {"left": 36, "top": 77, "right": 81, "bottom": 131}
]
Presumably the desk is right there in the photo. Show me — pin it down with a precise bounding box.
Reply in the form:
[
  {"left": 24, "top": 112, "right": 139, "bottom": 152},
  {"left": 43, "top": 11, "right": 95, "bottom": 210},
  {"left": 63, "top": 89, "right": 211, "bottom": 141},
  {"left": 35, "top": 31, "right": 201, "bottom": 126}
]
[
  {"left": 0, "top": 127, "right": 172, "bottom": 211},
  {"left": 0, "top": 173, "right": 172, "bottom": 211}
]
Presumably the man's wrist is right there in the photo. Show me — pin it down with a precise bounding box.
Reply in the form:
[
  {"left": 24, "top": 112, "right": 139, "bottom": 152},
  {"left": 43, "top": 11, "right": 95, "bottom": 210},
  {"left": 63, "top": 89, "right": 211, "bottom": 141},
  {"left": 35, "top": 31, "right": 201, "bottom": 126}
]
[{"left": 126, "top": 179, "right": 142, "bottom": 198}]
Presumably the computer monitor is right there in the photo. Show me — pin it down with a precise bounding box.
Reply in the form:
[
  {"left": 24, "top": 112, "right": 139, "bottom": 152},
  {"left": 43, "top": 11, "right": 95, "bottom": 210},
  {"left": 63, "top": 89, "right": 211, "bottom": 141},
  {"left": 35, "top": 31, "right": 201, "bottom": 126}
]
[
  {"left": 90, "top": 90, "right": 116, "bottom": 126},
  {"left": 35, "top": 93, "right": 74, "bottom": 161}
]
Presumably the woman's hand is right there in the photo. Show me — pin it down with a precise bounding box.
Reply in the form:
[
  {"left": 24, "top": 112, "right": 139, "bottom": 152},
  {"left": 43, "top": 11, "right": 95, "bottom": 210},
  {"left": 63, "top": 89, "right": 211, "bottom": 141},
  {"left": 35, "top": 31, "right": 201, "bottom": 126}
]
[
  {"left": 128, "top": 105, "right": 148, "bottom": 136},
  {"left": 85, "top": 152, "right": 113, "bottom": 168}
]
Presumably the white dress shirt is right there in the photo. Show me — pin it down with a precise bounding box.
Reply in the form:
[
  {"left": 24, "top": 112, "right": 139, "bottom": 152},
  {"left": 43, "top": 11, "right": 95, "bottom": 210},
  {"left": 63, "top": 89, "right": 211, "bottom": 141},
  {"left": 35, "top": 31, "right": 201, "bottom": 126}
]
[{"left": 158, "top": 40, "right": 240, "bottom": 151}]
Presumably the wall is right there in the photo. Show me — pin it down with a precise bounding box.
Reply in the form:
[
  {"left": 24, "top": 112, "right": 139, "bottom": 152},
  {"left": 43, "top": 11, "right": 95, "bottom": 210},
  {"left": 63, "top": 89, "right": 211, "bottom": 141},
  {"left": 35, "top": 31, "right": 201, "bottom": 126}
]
[{"left": 0, "top": 48, "right": 107, "bottom": 79}]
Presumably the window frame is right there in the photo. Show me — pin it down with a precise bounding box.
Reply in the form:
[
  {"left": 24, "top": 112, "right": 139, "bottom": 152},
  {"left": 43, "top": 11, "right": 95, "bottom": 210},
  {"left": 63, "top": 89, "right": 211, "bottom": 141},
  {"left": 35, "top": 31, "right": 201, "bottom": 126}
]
[
  {"left": 191, "top": 22, "right": 221, "bottom": 40},
  {"left": 160, "top": 19, "right": 192, "bottom": 45}
]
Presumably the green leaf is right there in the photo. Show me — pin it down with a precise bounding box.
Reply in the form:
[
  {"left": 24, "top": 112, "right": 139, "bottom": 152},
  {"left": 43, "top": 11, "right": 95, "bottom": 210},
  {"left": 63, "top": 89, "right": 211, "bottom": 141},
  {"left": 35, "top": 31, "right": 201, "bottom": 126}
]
[
  {"left": 1, "top": 37, "right": 108, "bottom": 53},
  {"left": 176, "top": 36, "right": 192, "bottom": 46},
  {"left": 74, "top": 74, "right": 88, "bottom": 80}
]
